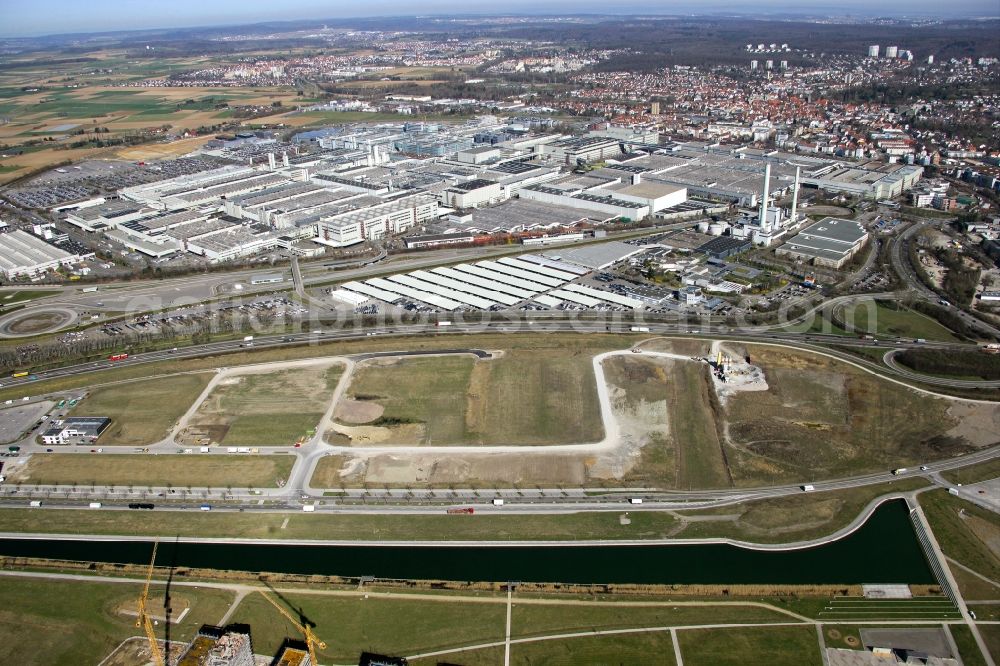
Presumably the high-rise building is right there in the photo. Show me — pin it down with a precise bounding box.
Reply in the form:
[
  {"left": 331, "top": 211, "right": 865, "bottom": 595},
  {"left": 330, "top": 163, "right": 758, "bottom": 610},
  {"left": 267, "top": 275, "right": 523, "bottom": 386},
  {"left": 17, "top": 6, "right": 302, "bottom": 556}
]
[
  {"left": 780, "top": 60, "right": 788, "bottom": 70},
  {"left": 765, "top": 60, "right": 774, "bottom": 70},
  {"left": 650, "top": 101, "right": 660, "bottom": 115},
  {"left": 750, "top": 60, "right": 758, "bottom": 71},
  {"left": 868, "top": 45, "right": 880, "bottom": 58},
  {"left": 885, "top": 45, "right": 898, "bottom": 58},
  {"left": 927, "top": 55, "right": 935, "bottom": 65}
]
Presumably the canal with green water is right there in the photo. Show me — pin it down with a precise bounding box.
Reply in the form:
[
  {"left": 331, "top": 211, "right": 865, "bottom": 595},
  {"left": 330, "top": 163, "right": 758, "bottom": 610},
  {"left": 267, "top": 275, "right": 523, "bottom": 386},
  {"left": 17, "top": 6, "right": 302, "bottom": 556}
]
[{"left": 0, "top": 500, "right": 934, "bottom": 584}]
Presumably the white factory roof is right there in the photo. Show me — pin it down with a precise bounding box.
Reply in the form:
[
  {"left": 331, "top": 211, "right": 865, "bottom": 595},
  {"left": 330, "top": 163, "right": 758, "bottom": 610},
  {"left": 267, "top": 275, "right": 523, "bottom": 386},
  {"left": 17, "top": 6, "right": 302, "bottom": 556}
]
[
  {"left": 562, "top": 283, "right": 644, "bottom": 309},
  {"left": 367, "top": 277, "right": 462, "bottom": 311},
  {"left": 497, "top": 256, "right": 578, "bottom": 282},
  {"left": 451, "top": 264, "right": 543, "bottom": 296},
  {"left": 518, "top": 253, "right": 589, "bottom": 275},
  {"left": 410, "top": 270, "right": 520, "bottom": 306},
  {"left": 340, "top": 280, "right": 403, "bottom": 303},
  {"left": 478, "top": 259, "right": 566, "bottom": 288},
  {"left": 432, "top": 266, "right": 536, "bottom": 300},
  {"left": 549, "top": 289, "right": 603, "bottom": 308},
  {"left": 385, "top": 274, "right": 495, "bottom": 309},
  {"left": 534, "top": 294, "right": 564, "bottom": 308},
  {"left": 0, "top": 229, "right": 73, "bottom": 274},
  {"left": 331, "top": 289, "right": 370, "bottom": 306},
  {"left": 543, "top": 241, "right": 644, "bottom": 270}
]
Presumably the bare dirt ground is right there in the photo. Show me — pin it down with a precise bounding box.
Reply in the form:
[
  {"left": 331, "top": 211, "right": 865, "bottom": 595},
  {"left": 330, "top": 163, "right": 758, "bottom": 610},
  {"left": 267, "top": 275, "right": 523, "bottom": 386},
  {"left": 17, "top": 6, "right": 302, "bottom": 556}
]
[
  {"left": 334, "top": 399, "right": 384, "bottom": 424},
  {"left": 330, "top": 452, "right": 590, "bottom": 486},
  {"left": 636, "top": 338, "right": 711, "bottom": 357},
  {"left": 946, "top": 402, "right": 1000, "bottom": 447}
]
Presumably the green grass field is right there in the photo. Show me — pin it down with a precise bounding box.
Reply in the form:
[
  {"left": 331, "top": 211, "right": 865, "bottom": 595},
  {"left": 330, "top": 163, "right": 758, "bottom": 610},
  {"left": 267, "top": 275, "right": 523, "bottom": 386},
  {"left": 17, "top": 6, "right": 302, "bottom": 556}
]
[
  {"left": 67, "top": 373, "right": 212, "bottom": 445},
  {"left": 187, "top": 363, "right": 342, "bottom": 446},
  {"left": 510, "top": 603, "right": 792, "bottom": 639},
  {"left": 979, "top": 624, "right": 1000, "bottom": 662},
  {"left": 677, "top": 625, "right": 822, "bottom": 665},
  {"left": 0, "top": 289, "right": 60, "bottom": 306},
  {"left": 342, "top": 356, "right": 475, "bottom": 444},
  {"left": 951, "top": 624, "right": 990, "bottom": 666},
  {"left": 10, "top": 453, "right": 294, "bottom": 489},
  {"left": 839, "top": 301, "right": 960, "bottom": 342},
  {"left": 668, "top": 361, "right": 729, "bottom": 489},
  {"left": 0, "top": 332, "right": 630, "bottom": 407},
  {"left": 0, "top": 506, "right": 678, "bottom": 541},
  {"left": 674, "top": 479, "right": 928, "bottom": 543},
  {"left": 228, "top": 591, "right": 507, "bottom": 663},
  {"left": 920, "top": 490, "right": 1000, "bottom": 582},
  {"left": 0, "top": 576, "right": 233, "bottom": 666},
  {"left": 943, "top": 458, "right": 1000, "bottom": 485},
  {"left": 466, "top": 349, "right": 604, "bottom": 445},
  {"left": 339, "top": 349, "right": 604, "bottom": 446},
  {"left": 510, "top": 632, "right": 677, "bottom": 665}
]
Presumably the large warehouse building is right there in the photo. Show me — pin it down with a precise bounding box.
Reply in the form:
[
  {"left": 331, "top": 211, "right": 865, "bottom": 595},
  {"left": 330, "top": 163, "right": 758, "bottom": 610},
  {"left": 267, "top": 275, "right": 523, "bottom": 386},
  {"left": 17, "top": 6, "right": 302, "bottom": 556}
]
[
  {"left": 775, "top": 217, "right": 869, "bottom": 268},
  {"left": 0, "top": 229, "right": 81, "bottom": 279}
]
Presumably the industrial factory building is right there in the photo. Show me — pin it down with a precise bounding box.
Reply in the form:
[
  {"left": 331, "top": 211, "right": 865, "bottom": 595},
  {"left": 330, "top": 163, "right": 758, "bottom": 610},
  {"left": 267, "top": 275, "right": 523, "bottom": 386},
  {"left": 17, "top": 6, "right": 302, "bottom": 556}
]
[
  {"left": 775, "top": 217, "right": 869, "bottom": 268},
  {"left": 0, "top": 229, "right": 83, "bottom": 279}
]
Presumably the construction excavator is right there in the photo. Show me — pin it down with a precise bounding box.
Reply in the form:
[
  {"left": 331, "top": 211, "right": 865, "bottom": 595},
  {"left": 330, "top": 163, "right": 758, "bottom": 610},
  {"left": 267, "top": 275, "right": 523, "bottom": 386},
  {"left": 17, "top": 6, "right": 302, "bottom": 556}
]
[
  {"left": 260, "top": 590, "right": 327, "bottom": 665},
  {"left": 137, "top": 541, "right": 165, "bottom": 666}
]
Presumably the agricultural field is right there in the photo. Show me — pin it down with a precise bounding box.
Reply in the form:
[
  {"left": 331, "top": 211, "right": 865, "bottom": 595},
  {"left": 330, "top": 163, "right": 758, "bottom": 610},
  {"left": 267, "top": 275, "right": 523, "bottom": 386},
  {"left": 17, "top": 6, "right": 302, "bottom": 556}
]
[
  {"left": 6, "top": 453, "right": 294, "bottom": 489},
  {"left": 68, "top": 373, "right": 213, "bottom": 445},
  {"left": 183, "top": 362, "right": 343, "bottom": 446},
  {"left": 331, "top": 350, "right": 603, "bottom": 446},
  {"left": 0, "top": 78, "right": 305, "bottom": 181},
  {"left": 0, "top": 575, "right": 234, "bottom": 666}
]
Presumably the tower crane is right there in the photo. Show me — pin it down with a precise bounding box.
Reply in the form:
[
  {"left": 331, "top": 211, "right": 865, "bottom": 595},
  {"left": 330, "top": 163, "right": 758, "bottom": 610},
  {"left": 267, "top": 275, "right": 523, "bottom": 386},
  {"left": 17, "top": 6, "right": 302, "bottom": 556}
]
[
  {"left": 259, "top": 590, "right": 327, "bottom": 665},
  {"left": 137, "top": 541, "right": 165, "bottom": 666}
]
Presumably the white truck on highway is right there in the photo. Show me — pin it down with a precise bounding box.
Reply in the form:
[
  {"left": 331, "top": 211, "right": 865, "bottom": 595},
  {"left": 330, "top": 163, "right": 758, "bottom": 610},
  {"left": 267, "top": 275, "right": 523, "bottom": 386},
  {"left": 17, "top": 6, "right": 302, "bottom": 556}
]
[
  {"left": 630, "top": 326, "right": 650, "bottom": 333},
  {"left": 629, "top": 498, "right": 643, "bottom": 504},
  {"left": 89, "top": 502, "right": 102, "bottom": 509},
  {"left": 302, "top": 504, "right": 316, "bottom": 512},
  {"left": 892, "top": 468, "right": 908, "bottom": 475}
]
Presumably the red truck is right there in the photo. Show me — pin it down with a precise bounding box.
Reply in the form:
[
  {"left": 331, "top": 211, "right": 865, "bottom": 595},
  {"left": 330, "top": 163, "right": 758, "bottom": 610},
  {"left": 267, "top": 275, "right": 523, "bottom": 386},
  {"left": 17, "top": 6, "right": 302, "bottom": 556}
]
[
  {"left": 446, "top": 507, "right": 475, "bottom": 515},
  {"left": 108, "top": 353, "right": 129, "bottom": 362}
]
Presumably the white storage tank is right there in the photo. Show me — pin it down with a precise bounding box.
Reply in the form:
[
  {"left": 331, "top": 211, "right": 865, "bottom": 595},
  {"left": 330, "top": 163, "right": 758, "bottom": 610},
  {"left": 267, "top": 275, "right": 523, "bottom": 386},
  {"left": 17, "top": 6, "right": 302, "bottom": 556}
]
[
  {"left": 708, "top": 223, "right": 726, "bottom": 236},
  {"left": 696, "top": 221, "right": 710, "bottom": 233}
]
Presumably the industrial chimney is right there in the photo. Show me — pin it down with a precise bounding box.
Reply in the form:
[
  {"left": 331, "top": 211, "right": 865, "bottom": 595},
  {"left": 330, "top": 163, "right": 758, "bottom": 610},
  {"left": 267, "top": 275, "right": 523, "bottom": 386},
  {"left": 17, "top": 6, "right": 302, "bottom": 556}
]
[
  {"left": 759, "top": 163, "right": 771, "bottom": 227},
  {"left": 790, "top": 166, "right": 801, "bottom": 223}
]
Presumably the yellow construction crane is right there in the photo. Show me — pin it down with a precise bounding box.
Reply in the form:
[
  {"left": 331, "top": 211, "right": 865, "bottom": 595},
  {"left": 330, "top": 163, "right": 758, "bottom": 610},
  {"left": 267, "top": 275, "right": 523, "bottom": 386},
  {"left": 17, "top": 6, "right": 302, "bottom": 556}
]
[
  {"left": 137, "top": 541, "right": 164, "bottom": 666},
  {"left": 260, "top": 590, "right": 327, "bottom": 665}
]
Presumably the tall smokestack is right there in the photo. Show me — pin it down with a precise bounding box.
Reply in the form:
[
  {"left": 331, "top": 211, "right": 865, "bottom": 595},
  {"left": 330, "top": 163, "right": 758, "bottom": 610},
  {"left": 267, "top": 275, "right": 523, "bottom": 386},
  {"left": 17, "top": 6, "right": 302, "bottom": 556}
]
[
  {"left": 282, "top": 152, "right": 290, "bottom": 168},
  {"left": 790, "top": 166, "right": 801, "bottom": 223},
  {"left": 759, "top": 163, "right": 771, "bottom": 227}
]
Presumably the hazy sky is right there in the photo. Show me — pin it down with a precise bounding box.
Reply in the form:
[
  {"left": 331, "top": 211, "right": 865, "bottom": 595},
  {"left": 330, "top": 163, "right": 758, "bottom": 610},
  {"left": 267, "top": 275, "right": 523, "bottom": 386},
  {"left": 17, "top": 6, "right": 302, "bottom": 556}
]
[{"left": 4, "top": 0, "right": 999, "bottom": 37}]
